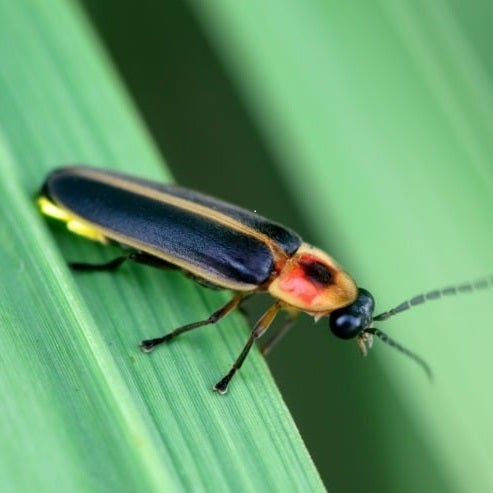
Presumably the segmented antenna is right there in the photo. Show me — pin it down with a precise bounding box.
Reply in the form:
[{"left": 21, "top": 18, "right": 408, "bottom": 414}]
[
  {"left": 366, "top": 276, "right": 493, "bottom": 378},
  {"left": 365, "top": 328, "right": 432, "bottom": 379},
  {"left": 373, "top": 277, "right": 493, "bottom": 322}
]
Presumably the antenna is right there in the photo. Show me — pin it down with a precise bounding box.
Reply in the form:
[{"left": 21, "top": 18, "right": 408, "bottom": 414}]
[
  {"left": 365, "top": 328, "right": 433, "bottom": 379},
  {"left": 373, "top": 277, "right": 492, "bottom": 322},
  {"left": 366, "top": 276, "right": 493, "bottom": 378}
]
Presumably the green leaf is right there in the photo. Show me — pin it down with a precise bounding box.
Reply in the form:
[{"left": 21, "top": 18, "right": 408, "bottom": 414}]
[
  {"left": 185, "top": 1, "right": 493, "bottom": 492},
  {"left": 0, "top": 1, "right": 324, "bottom": 492}
]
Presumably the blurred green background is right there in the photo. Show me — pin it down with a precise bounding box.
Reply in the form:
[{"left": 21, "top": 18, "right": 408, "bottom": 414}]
[{"left": 77, "top": 1, "right": 493, "bottom": 492}]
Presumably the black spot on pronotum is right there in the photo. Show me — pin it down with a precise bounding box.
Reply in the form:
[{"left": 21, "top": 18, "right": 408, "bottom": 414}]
[{"left": 302, "top": 260, "right": 333, "bottom": 286}]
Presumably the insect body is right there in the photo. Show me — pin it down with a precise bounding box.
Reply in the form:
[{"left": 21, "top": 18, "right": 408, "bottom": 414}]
[{"left": 38, "top": 166, "right": 487, "bottom": 392}]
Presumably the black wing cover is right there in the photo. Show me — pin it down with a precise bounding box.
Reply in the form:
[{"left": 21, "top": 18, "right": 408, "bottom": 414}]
[{"left": 42, "top": 167, "right": 302, "bottom": 287}]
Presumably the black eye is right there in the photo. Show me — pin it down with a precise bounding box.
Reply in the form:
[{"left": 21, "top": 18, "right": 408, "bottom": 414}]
[
  {"left": 302, "top": 261, "right": 333, "bottom": 285},
  {"left": 330, "top": 312, "right": 363, "bottom": 339},
  {"left": 329, "top": 288, "right": 375, "bottom": 340}
]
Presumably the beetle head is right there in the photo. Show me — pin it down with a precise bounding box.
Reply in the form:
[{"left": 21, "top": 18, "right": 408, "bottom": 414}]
[
  {"left": 329, "top": 288, "right": 375, "bottom": 340},
  {"left": 329, "top": 287, "right": 432, "bottom": 378}
]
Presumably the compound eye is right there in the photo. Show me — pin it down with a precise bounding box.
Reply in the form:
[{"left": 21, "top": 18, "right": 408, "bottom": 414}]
[
  {"left": 329, "top": 288, "right": 375, "bottom": 340},
  {"left": 329, "top": 311, "right": 363, "bottom": 339}
]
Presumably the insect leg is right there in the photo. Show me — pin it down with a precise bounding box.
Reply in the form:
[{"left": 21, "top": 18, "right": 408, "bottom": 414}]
[
  {"left": 260, "top": 312, "right": 299, "bottom": 356},
  {"left": 214, "top": 302, "right": 281, "bottom": 394},
  {"left": 69, "top": 251, "right": 175, "bottom": 272},
  {"left": 70, "top": 256, "right": 128, "bottom": 271},
  {"left": 140, "top": 293, "right": 245, "bottom": 352}
]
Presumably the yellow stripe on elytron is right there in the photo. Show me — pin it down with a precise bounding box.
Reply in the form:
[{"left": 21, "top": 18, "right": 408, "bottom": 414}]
[
  {"left": 38, "top": 195, "right": 258, "bottom": 291},
  {"left": 37, "top": 197, "right": 71, "bottom": 221},
  {"left": 70, "top": 167, "right": 287, "bottom": 261},
  {"left": 92, "top": 220, "right": 260, "bottom": 291},
  {"left": 67, "top": 220, "right": 109, "bottom": 244},
  {"left": 38, "top": 196, "right": 108, "bottom": 244}
]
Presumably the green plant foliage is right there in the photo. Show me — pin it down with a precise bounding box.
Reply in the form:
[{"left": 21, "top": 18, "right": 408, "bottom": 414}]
[
  {"left": 0, "top": 1, "right": 325, "bottom": 491},
  {"left": 186, "top": 1, "right": 493, "bottom": 491}
]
